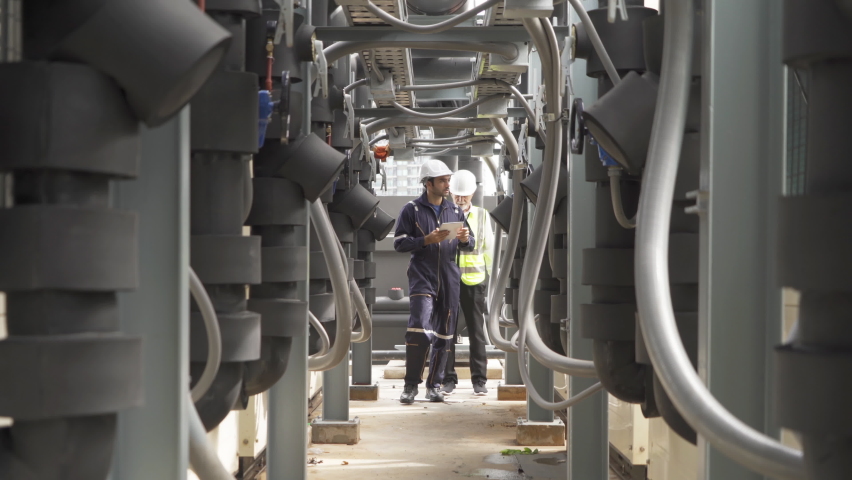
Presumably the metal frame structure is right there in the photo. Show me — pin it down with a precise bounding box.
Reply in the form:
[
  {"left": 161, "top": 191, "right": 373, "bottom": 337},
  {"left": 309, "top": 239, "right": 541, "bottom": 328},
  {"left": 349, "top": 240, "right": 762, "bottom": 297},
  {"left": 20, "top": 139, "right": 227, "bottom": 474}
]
[
  {"left": 698, "top": 1, "right": 786, "bottom": 478},
  {"left": 113, "top": 109, "right": 191, "bottom": 480},
  {"left": 266, "top": 43, "right": 314, "bottom": 480},
  {"left": 567, "top": 2, "right": 608, "bottom": 475}
]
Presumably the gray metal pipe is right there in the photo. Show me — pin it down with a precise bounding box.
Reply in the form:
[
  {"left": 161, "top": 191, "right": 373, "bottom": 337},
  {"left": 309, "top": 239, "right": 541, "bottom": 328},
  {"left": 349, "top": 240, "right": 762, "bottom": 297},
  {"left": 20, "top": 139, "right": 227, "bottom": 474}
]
[
  {"left": 364, "top": 117, "right": 493, "bottom": 136},
  {"left": 392, "top": 95, "right": 502, "bottom": 119},
  {"left": 324, "top": 41, "right": 519, "bottom": 64},
  {"left": 307, "top": 201, "right": 354, "bottom": 371},
  {"left": 486, "top": 172, "right": 525, "bottom": 353},
  {"left": 308, "top": 312, "right": 330, "bottom": 358},
  {"left": 412, "top": 139, "right": 495, "bottom": 149},
  {"left": 517, "top": 18, "right": 597, "bottom": 378},
  {"left": 188, "top": 396, "right": 234, "bottom": 480},
  {"left": 633, "top": 1, "right": 806, "bottom": 478},
  {"left": 490, "top": 117, "right": 519, "bottom": 161}
]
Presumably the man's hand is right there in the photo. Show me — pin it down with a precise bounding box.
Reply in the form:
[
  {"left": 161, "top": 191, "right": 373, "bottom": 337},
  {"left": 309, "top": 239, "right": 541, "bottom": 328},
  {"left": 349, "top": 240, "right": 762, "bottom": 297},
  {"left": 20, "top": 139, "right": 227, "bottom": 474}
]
[
  {"left": 456, "top": 227, "right": 470, "bottom": 244},
  {"left": 424, "top": 228, "right": 450, "bottom": 245}
]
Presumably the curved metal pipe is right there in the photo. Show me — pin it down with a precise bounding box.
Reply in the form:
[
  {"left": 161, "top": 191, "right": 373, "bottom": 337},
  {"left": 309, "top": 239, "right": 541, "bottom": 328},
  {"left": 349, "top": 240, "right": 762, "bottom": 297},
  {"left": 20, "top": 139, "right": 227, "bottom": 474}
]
[
  {"left": 633, "top": 1, "right": 806, "bottom": 478},
  {"left": 193, "top": 363, "right": 244, "bottom": 431},
  {"left": 344, "top": 78, "right": 369, "bottom": 94},
  {"left": 609, "top": 168, "right": 636, "bottom": 229},
  {"left": 397, "top": 80, "right": 536, "bottom": 127},
  {"left": 307, "top": 201, "right": 355, "bottom": 371},
  {"left": 369, "top": 134, "right": 389, "bottom": 146},
  {"left": 364, "top": 117, "right": 493, "bottom": 136},
  {"left": 414, "top": 133, "right": 492, "bottom": 143},
  {"left": 189, "top": 267, "right": 222, "bottom": 403},
  {"left": 188, "top": 395, "right": 235, "bottom": 480},
  {"left": 518, "top": 316, "right": 605, "bottom": 410},
  {"left": 309, "top": 312, "right": 331, "bottom": 357},
  {"left": 332, "top": 235, "right": 372, "bottom": 344},
  {"left": 412, "top": 139, "right": 496, "bottom": 149},
  {"left": 350, "top": 279, "right": 373, "bottom": 343},
  {"left": 516, "top": 17, "right": 597, "bottom": 377},
  {"left": 365, "top": 0, "right": 499, "bottom": 33},
  {"left": 483, "top": 117, "right": 522, "bottom": 351},
  {"left": 567, "top": 0, "right": 621, "bottom": 86},
  {"left": 490, "top": 117, "right": 518, "bottom": 161},
  {"left": 391, "top": 95, "right": 501, "bottom": 119},
  {"left": 242, "top": 337, "right": 293, "bottom": 396},
  {"left": 0, "top": 415, "right": 117, "bottom": 480},
  {"left": 486, "top": 178, "right": 524, "bottom": 348},
  {"left": 324, "top": 41, "right": 519, "bottom": 64}
]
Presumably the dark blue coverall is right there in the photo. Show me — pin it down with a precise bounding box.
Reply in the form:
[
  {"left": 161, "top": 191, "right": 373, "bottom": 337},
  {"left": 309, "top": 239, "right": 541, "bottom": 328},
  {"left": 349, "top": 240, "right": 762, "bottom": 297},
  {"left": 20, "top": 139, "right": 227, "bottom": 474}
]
[{"left": 394, "top": 192, "right": 475, "bottom": 388}]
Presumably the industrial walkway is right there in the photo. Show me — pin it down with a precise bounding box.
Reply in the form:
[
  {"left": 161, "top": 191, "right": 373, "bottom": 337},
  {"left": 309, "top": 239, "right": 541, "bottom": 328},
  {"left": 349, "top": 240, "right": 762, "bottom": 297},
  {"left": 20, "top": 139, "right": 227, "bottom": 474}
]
[{"left": 297, "top": 369, "right": 620, "bottom": 480}]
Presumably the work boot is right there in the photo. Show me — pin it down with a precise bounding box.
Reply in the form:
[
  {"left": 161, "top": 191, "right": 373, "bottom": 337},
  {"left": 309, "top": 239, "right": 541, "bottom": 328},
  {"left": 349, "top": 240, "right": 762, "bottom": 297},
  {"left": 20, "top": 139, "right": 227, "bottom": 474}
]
[
  {"left": 426, "top": 387, "right": 444, "bottom": 403},
  {"left": 400, "top": 384, "right": 418, "bottom": 404},
  {"left": 441, "top": 382, "right": 455, "bottom": 394},
  {"left": 473, "top": 381, "right": 488, "bottom": 396}
]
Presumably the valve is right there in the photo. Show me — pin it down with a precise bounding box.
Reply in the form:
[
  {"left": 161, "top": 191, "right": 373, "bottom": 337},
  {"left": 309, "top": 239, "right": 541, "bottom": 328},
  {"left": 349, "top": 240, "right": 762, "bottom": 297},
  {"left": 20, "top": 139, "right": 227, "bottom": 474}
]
[{"left": 257, "top": 90, "right": 274, "bottom": 148}]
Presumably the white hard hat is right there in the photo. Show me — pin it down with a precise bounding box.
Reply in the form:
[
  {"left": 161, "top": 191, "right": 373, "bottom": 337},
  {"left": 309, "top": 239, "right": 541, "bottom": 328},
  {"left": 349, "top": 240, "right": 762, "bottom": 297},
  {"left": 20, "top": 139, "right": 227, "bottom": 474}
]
[
  {"left": 449, "top": 169, "right": 477, "bottom": 196},
  {"left": 419, "top": 159, "right": 454, "bottom": 184}
]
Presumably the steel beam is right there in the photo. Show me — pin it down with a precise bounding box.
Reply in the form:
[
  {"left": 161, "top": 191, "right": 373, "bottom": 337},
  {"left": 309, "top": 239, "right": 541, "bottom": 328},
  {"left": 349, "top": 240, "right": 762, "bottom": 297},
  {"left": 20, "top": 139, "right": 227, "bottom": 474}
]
[
  {"left": 504, "top": 327, "right": 523, "bottom": 385},
  {"left": 315, "top": 25, "right": 571, "bottom": 43},
  {"left": 355, "top": 107, "right": 527, "bottom": 119},
  {"left": 698, "top": 1, "right": 785, "bottom": 479},
  {"left": 266, "top": 32, "right": 312, "bottom": 479},
  {"left": 113, "top": 109, "right": 190, "bottom": 480},
  {"left": 568, "top": 2, "right": 607, "bottom": 479}
]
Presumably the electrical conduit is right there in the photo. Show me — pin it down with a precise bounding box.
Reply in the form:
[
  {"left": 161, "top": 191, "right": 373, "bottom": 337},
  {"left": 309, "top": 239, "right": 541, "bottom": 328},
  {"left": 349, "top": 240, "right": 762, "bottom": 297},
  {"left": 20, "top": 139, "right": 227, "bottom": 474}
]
[
  {"left": 516, "top": 17, "right": 597, "bottom": 378},
  {"left": 307, "top": 201, "right": 355, "bottom": 371},
  {"left": 633, "top": 1, "right": 806, "bottom": 478}
]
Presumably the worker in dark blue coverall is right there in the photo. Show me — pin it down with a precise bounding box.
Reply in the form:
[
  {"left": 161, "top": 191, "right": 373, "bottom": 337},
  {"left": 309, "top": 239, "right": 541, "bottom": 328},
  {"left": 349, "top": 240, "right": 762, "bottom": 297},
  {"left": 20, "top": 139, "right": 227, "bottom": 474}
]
[{"left": 393, "top": 159, "right": 475, "bottom": 404}]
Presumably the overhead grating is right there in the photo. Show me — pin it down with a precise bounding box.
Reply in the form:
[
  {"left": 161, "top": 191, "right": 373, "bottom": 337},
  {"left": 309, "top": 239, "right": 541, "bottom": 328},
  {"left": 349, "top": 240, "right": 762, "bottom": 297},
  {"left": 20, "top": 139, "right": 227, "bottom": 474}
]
[
  {"left": 473, "top": 53, "right": 524, "bottom": 98},
  {"left": 474, "top": 6, "right": 526, "bottom": 98},
  {"left": 340, "top": 0, "right": 416, "bottom": 137},
  {"left": 486, "top": 4, "right": 525, "bottom": 26},
  {"left": 341, "top": 0, "right": 414, "bottom": 108}
]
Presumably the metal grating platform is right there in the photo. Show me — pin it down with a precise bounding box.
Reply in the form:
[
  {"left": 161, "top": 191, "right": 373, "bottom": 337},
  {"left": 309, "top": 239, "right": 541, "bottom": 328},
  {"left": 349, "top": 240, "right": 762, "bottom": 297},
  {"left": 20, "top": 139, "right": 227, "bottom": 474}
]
[
  {"left": 475, "top": 7, "right": 525, "bottom": 98},
  {"left": 341, "top": 0, "right": 414, "bottom": 108},
  {"left": 487, "top": 4, "right": 525, "bottom": 26},
  {"left": 473, "top": 53, "right": 523, "bottom": 98}
]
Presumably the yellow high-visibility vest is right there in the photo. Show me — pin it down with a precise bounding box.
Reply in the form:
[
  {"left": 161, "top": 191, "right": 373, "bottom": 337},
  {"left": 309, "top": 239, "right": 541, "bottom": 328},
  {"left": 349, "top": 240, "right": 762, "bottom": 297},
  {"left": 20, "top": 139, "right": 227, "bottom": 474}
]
[{"left": 458, "top": 206, "right": 494, "bottom": 286}]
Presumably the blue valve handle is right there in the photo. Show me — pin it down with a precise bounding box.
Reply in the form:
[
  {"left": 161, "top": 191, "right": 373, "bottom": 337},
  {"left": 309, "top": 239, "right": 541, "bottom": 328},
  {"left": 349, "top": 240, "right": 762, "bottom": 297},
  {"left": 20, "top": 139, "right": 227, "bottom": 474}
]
[
  {"left": 257, "top": 90, "right": 274, "bottom": 148},
  {"left": 569, "top": 97, "right": 586, "bottom": 155}
]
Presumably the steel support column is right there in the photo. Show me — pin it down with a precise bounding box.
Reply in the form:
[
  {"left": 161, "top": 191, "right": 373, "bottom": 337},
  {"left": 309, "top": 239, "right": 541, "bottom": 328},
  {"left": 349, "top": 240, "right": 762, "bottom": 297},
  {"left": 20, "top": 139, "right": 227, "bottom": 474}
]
[
  {"left": 266, "top": 28, "right": 312, "bottom": 480},
  {"left": 113, "top": 109, "right": 191, "bottom": 480},
  {"left": 698, "top": 1, "right": 785, "bottom": 479},
  {"left": 504, "top": 326, "right": 523, "bottom": 385},
  {"left": 568, "top": 2, "right": 607, "bottom": 478}
]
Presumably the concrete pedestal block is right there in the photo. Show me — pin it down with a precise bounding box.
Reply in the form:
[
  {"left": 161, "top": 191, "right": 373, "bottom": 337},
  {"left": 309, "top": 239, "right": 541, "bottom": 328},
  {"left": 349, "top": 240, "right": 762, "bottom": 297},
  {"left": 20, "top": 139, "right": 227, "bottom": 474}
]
[
  {"left": 311, "top": 417, "right": 361, "bottom": 445},
  {"left": 382, "top": 359, "right": 504, "bottom": 380},
  {"left": 497, "top": 384, "right": 527, "bottom": 401},
  {"left": 350, "top": 384, "right": 379, "bottom": 401},
  {"left": 516, "top": 418, "right": 565, "bottom": 446}
]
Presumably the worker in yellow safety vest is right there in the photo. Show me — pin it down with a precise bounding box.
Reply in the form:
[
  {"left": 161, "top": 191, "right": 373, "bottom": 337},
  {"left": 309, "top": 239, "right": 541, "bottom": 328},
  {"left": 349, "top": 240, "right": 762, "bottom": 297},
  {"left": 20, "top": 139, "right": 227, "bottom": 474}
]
[{"left": 442, "top": 169, "right": 494, "bottom": 396}]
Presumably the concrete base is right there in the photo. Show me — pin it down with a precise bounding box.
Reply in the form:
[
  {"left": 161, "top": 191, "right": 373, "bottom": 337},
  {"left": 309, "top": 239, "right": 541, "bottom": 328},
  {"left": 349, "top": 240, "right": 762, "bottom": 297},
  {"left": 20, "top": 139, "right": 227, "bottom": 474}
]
[
  {"left": 497, "top": 384, "right": 527, "bottom": 401},
  {"left": 515, "top": 418, "right": 565, "bottom": 446},
  {"left": 311, "top": 417, "right": 361, "bottom": 445},
  {"left": 350, "top": 384, "right": 380, "bottom": 401},
  {"left": 382, "top": 359, "right": 503, "bottom": 380}
]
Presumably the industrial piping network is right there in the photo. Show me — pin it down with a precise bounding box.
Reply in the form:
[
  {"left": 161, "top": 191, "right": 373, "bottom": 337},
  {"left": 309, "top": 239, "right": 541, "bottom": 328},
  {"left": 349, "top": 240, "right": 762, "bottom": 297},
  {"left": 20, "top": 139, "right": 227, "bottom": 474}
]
[{"left": 0, "top": 0, "right": 848, "bottom": 479}]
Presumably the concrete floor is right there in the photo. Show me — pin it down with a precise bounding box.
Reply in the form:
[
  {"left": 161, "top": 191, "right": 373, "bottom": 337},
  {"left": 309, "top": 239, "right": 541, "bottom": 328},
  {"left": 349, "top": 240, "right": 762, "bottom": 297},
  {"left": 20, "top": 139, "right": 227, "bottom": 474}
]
[{"left": 303, "top": 368, "right": 620, "bottom": 480}]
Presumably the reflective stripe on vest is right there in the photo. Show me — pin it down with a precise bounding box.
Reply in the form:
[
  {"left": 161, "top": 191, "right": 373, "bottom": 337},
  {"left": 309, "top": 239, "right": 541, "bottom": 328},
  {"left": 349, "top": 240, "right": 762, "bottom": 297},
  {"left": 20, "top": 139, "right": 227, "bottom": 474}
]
[{"left": 458, "top": 206, "right": 488, "bottom": 286}]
